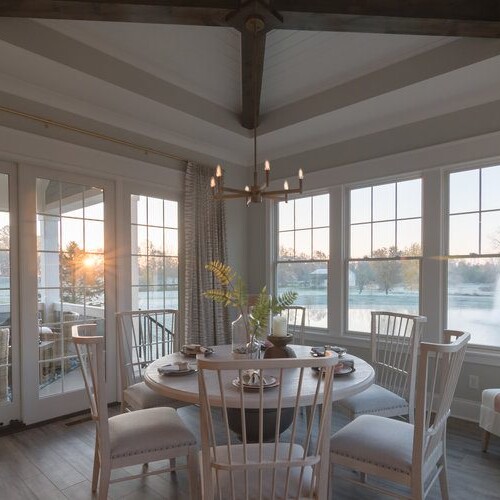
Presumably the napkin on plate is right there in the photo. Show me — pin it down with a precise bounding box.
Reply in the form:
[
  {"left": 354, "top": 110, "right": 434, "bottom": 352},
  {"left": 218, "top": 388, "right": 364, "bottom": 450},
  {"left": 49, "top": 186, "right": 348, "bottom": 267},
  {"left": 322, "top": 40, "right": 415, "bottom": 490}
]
[
  {"left": 157, "top": 361, "right": 192, "bottom": 374},
  {"left": 182, "top": 344, "right": 212, "bottom": 355},
  {"left": 334, "top": 358, "right": 354, "bottom": 373},
  {"left": 241, "top": 369, "right": 268, "bottom": 386}
]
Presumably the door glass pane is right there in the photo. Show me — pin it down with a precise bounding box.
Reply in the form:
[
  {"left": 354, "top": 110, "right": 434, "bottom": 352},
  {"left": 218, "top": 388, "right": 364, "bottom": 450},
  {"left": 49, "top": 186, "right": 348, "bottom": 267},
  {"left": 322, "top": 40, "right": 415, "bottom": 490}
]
[
  {"left": 37, "top": 179, "right": 105, "bottom": 398},
  {"left": 84, "top": 187, "right": 104, "bottom": 220},
  {"left": 0, "top": 174, "right": 11, "bottom": 405},
  {"left": 164, "top": 200, "right": 178, "bottom": 229}
]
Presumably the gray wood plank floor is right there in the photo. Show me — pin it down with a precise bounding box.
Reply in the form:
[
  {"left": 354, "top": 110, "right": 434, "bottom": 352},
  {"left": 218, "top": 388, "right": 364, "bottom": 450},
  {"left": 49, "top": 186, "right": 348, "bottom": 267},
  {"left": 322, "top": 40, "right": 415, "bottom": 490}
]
[{"left": 0, "top": 406, "right": 499, "bottom": 499}]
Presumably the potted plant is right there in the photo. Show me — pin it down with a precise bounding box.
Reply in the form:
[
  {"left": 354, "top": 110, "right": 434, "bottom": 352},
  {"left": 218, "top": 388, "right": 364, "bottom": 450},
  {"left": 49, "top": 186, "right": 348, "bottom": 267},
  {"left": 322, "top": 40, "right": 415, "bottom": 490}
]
[{"left": 204, "top": 260, "right": 297, "bottom": 358}]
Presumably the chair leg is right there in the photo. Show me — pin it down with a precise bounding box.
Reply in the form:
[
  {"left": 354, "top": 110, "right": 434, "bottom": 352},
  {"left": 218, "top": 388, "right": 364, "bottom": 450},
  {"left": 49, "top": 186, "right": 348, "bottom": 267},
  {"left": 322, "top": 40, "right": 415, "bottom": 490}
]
[
  {"left": 411, "top": 480, "right": 424, "bottom": 500},
  {"left": 187, "top": 448, "right": 200, "bottom": 500},
  {"left": 98, "top": 464, "right": 111, "bottom": 500},
  {"left": 438, "top": 459, "right": 450, "bottom": 500},
  {"left": 482, "top": 430, "right": 491, "bottom": 452},
  {"left": 328, "top": 460, "right": 334, "bottom": 499},
  {"left": 92, "top": 435, "right": 100, "bottom": 493}
]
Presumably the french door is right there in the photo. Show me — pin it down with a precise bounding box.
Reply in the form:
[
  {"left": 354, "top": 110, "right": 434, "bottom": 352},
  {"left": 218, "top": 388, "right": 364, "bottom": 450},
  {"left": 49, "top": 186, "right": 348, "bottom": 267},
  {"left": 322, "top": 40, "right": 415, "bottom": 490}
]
[
  {"left": 19, "top": 165, "right": 116, "bottom": 424},
  {"left": 0, "top": 162, "right": 20, "bottom": 426}
]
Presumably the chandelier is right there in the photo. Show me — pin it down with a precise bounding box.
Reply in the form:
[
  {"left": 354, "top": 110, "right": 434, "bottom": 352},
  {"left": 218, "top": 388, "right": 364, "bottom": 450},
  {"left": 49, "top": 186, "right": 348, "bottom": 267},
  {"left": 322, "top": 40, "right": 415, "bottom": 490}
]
[{"left": 210, "top": 14, "right": 304, "bottom": 205}]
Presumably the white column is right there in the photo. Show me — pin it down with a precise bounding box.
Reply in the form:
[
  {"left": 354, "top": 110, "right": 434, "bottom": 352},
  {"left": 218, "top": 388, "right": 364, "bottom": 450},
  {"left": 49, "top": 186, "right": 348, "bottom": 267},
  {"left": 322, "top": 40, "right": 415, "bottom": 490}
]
[{"left": 421, "top": 169, "right": 444, "bottom": 342}]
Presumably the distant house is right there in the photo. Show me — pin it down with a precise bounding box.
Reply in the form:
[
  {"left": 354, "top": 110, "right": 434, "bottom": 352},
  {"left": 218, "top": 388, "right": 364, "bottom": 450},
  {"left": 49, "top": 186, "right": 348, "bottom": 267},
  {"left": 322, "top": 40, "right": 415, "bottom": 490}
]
[{"left": 310, "top": 268, "right": 327, "bottom": 287}]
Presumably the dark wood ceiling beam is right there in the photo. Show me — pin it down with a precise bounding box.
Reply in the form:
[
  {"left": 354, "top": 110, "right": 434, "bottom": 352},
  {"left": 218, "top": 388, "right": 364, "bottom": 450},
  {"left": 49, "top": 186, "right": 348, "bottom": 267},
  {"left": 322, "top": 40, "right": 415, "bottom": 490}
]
[
  {"left": 240, "top": 29, "right": 266, "bottom": 129},
  {"left": 273, "top": 1, "right": 500, "bottom": 38},
  {"left": 0, "top": 1, "right": 238, "bottom": 25}
]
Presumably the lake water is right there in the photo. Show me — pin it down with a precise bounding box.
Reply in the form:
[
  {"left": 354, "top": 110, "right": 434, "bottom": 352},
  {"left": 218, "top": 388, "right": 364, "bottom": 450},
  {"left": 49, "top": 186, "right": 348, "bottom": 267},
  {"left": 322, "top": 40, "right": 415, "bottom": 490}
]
[{"left": 279, "top": 285, "right": 500, "bottom": 346}]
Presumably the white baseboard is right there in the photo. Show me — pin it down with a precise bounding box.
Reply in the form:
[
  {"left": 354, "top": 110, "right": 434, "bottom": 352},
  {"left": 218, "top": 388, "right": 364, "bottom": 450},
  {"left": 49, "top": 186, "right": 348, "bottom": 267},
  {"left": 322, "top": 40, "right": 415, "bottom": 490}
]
[{"left": 451, "top": 397, "right": 481, "bottom": 423}]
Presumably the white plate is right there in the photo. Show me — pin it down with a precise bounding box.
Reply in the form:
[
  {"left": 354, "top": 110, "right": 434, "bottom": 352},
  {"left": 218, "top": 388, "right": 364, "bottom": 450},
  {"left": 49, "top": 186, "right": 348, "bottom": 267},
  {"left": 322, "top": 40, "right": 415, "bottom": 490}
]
[
  {"left": 232, "top": 375, "right": 279, "bottom": 391},
  {"left": 312, "top": 365, "right": 355, "bottom": 377},
  {"left": 158, "top": 364, "right": 198, "bottom": 376}
]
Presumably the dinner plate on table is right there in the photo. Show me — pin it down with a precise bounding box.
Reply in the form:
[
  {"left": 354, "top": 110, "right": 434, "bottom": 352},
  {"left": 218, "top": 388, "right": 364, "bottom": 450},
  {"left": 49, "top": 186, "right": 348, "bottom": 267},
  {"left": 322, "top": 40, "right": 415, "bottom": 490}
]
[
  {"left": 157, "top": 363, "right": 198, "bottom": 376},
  {"left": 312, "top": 363, "right": 355, "bottom": 377},
  {"left": 179, "top": 346, "right": 214, "bottom": 357},
  {"left": 232, "top": 375, "right": 280, "bottom": 391}
]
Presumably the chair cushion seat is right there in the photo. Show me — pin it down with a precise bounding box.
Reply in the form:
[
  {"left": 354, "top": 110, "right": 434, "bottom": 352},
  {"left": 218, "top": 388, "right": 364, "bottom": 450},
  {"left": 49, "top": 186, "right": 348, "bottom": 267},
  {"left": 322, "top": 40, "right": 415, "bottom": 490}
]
[
  {"left": 124, "top": 381, "right": 186, "bottom": 410},
  {"left": 109, "top": 407, "right": 196, "bottom": 460},
  {"left": 207, "top": 443, "right": 313, "bottom": 498},
  {"left": 481, "top": 388, "right": 500, "bottom": 412},
  {"left": 331, "top": 415, "right": 414, "bottom": 475},
  {"left": 480, "top": 389, "right": 500, "bottom": 435},
  {"left": 339, "top": 384, "right": 409, "bottom": 417}
]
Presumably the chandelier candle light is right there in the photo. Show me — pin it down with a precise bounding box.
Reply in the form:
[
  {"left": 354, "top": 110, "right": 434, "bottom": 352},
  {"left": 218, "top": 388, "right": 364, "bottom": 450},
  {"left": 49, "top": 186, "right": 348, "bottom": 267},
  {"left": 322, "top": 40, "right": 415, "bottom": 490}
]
[{"left": 210, "top": 151, "right": 304, "bottom": 205}]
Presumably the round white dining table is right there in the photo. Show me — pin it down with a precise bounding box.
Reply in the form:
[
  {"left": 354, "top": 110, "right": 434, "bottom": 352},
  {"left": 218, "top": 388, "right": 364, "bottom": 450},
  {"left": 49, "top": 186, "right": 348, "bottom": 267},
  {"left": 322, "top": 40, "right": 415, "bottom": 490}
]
[{"left": 144, "top": 344, "right": 374, "bottom": 408}]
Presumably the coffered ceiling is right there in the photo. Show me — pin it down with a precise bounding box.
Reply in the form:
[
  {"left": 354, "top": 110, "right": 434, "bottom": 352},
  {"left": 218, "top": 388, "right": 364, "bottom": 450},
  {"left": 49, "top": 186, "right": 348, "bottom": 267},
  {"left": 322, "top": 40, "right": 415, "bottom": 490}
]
[{"left": 2, "top": 15, "right": 500, "bottom": 176}]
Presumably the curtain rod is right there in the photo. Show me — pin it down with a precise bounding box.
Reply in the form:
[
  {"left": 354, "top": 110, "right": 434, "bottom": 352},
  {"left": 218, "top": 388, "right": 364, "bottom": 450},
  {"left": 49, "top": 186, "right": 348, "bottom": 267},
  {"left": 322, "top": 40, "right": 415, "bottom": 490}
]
[{"left": 0, "top": 104, "right": 188, "bottom": 163}]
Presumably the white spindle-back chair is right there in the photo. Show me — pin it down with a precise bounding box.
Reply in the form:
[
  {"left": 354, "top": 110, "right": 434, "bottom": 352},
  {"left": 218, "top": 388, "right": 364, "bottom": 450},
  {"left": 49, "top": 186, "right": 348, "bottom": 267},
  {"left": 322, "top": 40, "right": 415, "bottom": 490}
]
[
  {"left": 117, "top": 309, "right": 185, "bottom": 411},
  {"left": 72, "top": 324, "right": 198, "bottom": 500},
  {"left": 282, "top": 306, "right": 306, "bottom": 345},
  {"left": 330, "top": 330, "right": 470, "bottom": 499},
  {"left": 197, "top": 355, "right": 337, "bottom": 500},
  {"left": 339, "top": 311, "right": 426, "bottom": 422}
]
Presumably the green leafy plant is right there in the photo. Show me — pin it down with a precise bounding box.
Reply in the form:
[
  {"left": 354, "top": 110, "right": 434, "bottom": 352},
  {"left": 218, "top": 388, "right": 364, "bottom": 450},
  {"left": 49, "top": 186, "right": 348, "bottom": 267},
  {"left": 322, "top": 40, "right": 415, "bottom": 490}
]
[{"left": 204, "top": 260, "right": 298, "bottom": 341}]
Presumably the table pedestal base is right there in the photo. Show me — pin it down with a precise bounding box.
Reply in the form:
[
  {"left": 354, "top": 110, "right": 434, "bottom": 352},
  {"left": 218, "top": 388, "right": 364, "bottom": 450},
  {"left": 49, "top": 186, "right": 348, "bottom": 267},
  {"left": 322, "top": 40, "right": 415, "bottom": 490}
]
[{"left": 227, "top": 407, "right": 294, "bottom": 443}]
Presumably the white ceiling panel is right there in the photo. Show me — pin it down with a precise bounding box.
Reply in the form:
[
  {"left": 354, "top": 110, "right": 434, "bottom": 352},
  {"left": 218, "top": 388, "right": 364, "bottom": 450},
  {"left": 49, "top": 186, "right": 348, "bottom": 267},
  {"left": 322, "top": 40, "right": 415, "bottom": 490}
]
[
  {"left": 261, "top": 30, "right": 454, "bottom": 112},
  {"left": 38, "top": 20, "right": 242, "bottom": 112}
]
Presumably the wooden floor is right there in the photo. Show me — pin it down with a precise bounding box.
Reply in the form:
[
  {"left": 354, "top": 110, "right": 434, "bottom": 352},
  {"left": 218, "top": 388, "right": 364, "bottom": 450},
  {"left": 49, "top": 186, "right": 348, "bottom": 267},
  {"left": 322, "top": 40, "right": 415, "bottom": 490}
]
[{"left": 1, "top": 406, "right": 500, "bottom": 499}]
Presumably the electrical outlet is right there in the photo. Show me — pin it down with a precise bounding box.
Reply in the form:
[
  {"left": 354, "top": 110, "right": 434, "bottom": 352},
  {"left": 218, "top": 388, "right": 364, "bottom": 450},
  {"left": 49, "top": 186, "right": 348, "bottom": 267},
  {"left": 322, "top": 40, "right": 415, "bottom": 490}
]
[{"left": 469, "top": 375, "right": 479, "bottom": 389}]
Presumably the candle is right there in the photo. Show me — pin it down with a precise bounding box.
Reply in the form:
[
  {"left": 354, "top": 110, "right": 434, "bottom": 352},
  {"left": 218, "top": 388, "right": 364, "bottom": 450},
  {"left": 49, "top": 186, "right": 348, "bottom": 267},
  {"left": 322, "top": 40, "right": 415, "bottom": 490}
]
[{"left": 272, "top": 315, "right": 288, "bottom": 337}]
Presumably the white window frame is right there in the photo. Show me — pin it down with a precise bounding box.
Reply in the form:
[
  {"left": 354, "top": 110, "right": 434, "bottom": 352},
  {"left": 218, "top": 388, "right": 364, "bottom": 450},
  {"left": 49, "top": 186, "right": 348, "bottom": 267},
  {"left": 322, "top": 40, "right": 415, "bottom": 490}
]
[
  {"left": 118, "top": 181, "right": 184, "bottom": 337},
  {"left": 272, "top": 190, "right": 332, "bottom": 335},
  {"left": 344, "top": 176, "right": 424, "bottom": 336},
  {"left": 444, "top": 163, "right": 500, "bottom": 351}
]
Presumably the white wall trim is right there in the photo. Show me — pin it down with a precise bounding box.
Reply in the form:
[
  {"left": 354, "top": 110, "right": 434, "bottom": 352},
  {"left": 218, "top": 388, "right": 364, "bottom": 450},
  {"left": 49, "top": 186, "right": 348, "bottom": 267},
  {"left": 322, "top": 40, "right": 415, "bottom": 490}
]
[{"left": 451, "top": 397, "right": 481, "bottom": 423}]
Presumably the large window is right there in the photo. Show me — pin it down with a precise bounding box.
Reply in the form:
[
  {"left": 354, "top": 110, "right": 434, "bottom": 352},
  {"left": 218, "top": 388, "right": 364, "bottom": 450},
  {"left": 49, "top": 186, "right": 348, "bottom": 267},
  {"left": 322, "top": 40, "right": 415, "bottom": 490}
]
[
  {"left": 131, "top": 195, "right": 179, "bottom": 310},
  {"left": 348, "top": 179, "right": 422, "bottom": 332},
  {"left": 276, "top": 194, "right": 329, "bottom": 328},
  {"left": 447, "top": 166, "right": 500, "bottom": 346}
]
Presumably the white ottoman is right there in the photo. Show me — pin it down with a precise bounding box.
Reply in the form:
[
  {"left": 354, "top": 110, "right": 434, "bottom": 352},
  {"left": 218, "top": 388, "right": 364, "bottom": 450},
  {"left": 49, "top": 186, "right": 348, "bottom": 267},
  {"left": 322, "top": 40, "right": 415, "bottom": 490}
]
[{"left": 479, "top": 388, "right": 500, "bottom": 451}]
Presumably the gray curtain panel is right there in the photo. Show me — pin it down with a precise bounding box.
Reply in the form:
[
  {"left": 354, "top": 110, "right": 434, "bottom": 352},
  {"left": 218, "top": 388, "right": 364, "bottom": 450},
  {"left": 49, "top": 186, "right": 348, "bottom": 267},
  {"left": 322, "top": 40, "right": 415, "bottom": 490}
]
[{"left": 184, "top": 162, "right": 230, "bottom": 345}]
